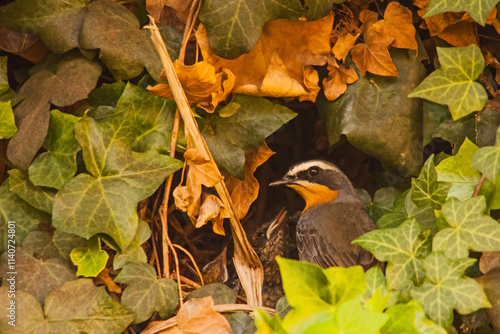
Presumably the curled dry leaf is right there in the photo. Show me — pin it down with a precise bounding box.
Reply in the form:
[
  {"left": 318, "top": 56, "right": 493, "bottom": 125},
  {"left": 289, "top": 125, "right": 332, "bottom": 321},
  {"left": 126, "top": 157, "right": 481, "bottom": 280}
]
[
  {"left": 196, "top": 194, "right": 228, "bottom": 235},
  {"left": 323, "top": 59, "right": 359, "bottom": 101},
  {"left": 149, "top": 60, "right": 235, "bottom": 113},
  {"left": 383, "top": 2, "right": 418, "bottom": 52},
  {"left": 225, "top": 142, "right": 275, "bottom": 220},
  {"left": 196, "top": 14, "right": 333, "bottom": 102},
  {"left": 161, "top": 297, "right": 232, "bottom": 334}
]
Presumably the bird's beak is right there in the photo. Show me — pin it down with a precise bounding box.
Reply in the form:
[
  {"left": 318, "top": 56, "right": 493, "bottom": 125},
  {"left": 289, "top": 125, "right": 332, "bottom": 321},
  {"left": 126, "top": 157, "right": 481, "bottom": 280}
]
[
  {"left": 269, "top": 176, "right": 293, "bottom": 187},
  {"left": 267, "top": 208, "right": 288, "bottom": 240}
]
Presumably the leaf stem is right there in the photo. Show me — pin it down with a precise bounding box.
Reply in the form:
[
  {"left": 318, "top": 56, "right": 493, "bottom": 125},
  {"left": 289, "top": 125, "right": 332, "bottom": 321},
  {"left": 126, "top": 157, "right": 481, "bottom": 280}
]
[{"left": 472, "top": 174, "right": 486, "bottom": 197}]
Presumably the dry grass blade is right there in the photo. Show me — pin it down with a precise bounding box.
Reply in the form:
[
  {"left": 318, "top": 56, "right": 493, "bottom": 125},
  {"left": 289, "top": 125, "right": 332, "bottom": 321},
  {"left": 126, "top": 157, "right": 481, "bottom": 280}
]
[{"left": 146, "top": 18, "right": 263, "bottom": 306}]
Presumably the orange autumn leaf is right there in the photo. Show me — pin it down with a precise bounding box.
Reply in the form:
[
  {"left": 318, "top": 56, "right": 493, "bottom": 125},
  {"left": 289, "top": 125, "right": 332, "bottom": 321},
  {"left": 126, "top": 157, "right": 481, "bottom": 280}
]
[
  {"left": 196, "top": 194, "right": 229, "bottom": 235},
  {"left": 332, "top": 31, "right": 361, "bottom": 61},
  {"left": 383, "top": 2, "right": 418, "bottom": 52},
  {"left": 173, "top": 148, "right": 222, "bottom": 225},
  {"left": 323, "top": 59, "right": 359, "bottom": 101},
  {"left": 225, "top": 142, "right": 275, "bottom": 220},
  {"left": 351, "top": 19, "right": 397, "bottom": 76},
  {"left": 148, "top": 60, "right": 235, "bottom": 113},
  {"left": 196, "top": 15, "right": 333, "bottom": 102},
  {"left": 161, "top": 297, "right": 232, "bottom": 334}
]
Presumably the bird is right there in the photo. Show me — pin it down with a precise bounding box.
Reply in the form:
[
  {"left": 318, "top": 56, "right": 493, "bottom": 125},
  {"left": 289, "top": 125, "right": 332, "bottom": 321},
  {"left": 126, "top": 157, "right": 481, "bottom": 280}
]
[
  {"left": 249, "top": 208, "right": 295, "bottom": 307},
  {"left": 270, "top": 160, "right": 378, "bottom": 270}
]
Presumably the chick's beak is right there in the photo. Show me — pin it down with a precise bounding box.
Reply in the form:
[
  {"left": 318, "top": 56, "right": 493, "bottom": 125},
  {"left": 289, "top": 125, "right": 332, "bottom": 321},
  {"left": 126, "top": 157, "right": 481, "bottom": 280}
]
[{"left": 266, "top": 208, "right": 288, "bottom": 240}]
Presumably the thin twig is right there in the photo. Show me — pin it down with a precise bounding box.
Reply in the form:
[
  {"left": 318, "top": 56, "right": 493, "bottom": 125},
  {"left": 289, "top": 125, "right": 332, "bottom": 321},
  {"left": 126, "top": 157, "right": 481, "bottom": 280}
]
[
  {"left": 472, "top": 174, "right": 487, "bottom": 197},
  {"left": 178, "top": 0, "right": 202, "bottom": 63},
  {"left": 173, "top": 244, "right": 204, "bottom": 286},
  {"left": 141, "top": 304, "right": 275, "bottom": 334}
]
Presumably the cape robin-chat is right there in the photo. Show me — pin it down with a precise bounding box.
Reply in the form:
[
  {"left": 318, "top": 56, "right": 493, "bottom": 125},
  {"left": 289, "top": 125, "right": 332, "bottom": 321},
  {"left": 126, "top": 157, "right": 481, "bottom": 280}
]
[{"left": 270, "top": 160, "right": 378, "bottom": 270}]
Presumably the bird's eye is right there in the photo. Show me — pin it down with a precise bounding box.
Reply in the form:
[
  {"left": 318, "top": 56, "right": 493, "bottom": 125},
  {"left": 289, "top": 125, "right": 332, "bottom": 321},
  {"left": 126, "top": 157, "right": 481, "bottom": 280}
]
[
  {"left": 257, "top": 232, "right": 265, "bottom": 239},
  {"left": 308, "top": 166, "right": 320, "bottom": 177}
]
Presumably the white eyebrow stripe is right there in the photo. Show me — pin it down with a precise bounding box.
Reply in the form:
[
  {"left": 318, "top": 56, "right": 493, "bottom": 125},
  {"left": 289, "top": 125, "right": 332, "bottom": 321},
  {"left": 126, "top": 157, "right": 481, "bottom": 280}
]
[{"left": 287, "top": 160, "right": 337, "bottom": 176}]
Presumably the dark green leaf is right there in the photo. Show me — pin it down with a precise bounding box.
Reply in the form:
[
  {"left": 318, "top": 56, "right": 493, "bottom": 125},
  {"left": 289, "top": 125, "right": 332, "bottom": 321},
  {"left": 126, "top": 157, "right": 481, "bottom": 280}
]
[
  {"left": 113, "top": 219, "right": 150, "bottom": 269},
  {"left": 354, "top": 219, "right": 431, "bottom": 289},
  {"left": 472, "top": 126, "right": 500, "bottom": 182},
  {"left": 408, "top": 45, "right": 487, "bottom": 120},
  {"left": 186, "top": 283, "right": 237, "bottom": 305},
  {"left": 115, "top": 262, "right": 179, "bottom": 323},
  {"left": 411, "top": 252, "right": 490, "bottom": 328},
  {"left": 8, "top": 169, "right": 56, "bottom": 213},
  {"left": 87, "top": 81, "right": 127, "bottom": 108},
  {"left": 202, "top": 95, "right": 296, "bottom": 178},
  {"left": 28, "top": 110, "right": 81, "bottom": 190},
  {"left": 22, "top": 230, "right": 87, "bottom": 262},
  {"left": 305, "top": 0, "right": 345, "bottom": 20},
  {"left": 199, "top": 0, "right": 304, "bottom": 59},
  {"left": 318, "top": 50, "right": 425, "bottom": 176}
]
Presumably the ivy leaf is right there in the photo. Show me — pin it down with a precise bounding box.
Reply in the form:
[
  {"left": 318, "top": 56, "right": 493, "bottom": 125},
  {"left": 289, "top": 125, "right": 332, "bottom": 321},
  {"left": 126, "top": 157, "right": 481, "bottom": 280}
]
[
  {"left": 115, "top": 262, "right": 179, "bottom": 323},
  {"left": 0, "top": 248, "right": 76, "bottom": 304},
  {"left": 0, "top": 288, "right": 48, "bottom": 333},
  {"left": 381, "top": 300, "right": 446, "bottom": 334},
  {"left": 202, "top": 94, "right": 296, "bottom": 179},
  {"left": 6, "top": 51, "right": 101, "bottom": 171},
  {"left": 357, "top": 187, "right": 401, "bottom": 222},
  {"left": 411, "top": 252, "right": 490, "bottom": 328},
  {"left": 305, "top": 0, "right": 346, "bottom": 20},
  {"left": 433, "top": 196, "right": 500, "bottom": 259},
  {"left": 0, "top": 179, "right": 50, "bottom": 251},
  {"left": 323, "top": 266, "right": 366, "bottom": 306},
  {"left": 365, "top": 266, "right": 400, "bottom": 308},
  {"left": 408, "top": 45, "right": 487, "bottom": 120},
  {"left": 0, "top": 56, "right": 8, "bottom": 94},
  {"left": 411, "top": 155, "right": 451, "bottom": 209},
  {"left": 0, "top": 0, "right": 90, "bottom": 53},
  {"left": 8, "top": 169, "right": 56, "bottom": 214},
  {"left": 44, "top": 279, "right": 135, "bottom": 332},
  {"left": 22, "top": 230, "right": 87, "bottom": 262},
  {"left": 185, "top": 283, "right": 237, "bottom": 305},
  {"left": 0, "top": 101, "right": 17, "bottom": 139},
  {"left": 198, "top": 0, "right": 304, "bottom": 59},
  {"left": 435, "top": 138, "right": 481, "bottom": 200},
  {"left": 28, "top": 109, "right": 81, "bottom": 190},
  {"left": 112, "top": 219, "right": 151, "bottom": 269},
  {"left": 353, "top": 219, "right": 431, "bottom": 289},
  {"left": 70, "top": 236, "right": 108, "bottom": 277},
  {"left": 423, "top": 0, "right": 499, "bottom": 25},
  {"left": 87, "top": 81, "right": 127, "bottom": 108},
  {"left": 471, "top": 126, "right": 500, "bottom": 182},
  {"left": 255, "top": 309, "right": 287, "bottom": 334},
  {"left": 318, "top": 49, "right": 425, "bottom": 176}
]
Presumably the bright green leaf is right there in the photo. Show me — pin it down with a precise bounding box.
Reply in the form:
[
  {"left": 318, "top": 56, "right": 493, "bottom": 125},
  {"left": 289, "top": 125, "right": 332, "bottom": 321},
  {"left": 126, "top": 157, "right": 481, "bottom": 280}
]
[
  {"left": 471, "top": 126, "right": 500, "bottom": 182},
  {"left": 365, "top": 266, "right": 399, "bottom": 308},
  {"left": 8, "top": 169, "right": 56, "bottom": 214},
  {"left": 433, "top": 196, "right": 500, "bottom": 259},
  {"left": 318, "top": 49, "right": 425, "bottom": 176},
  {"left": 381, "top": 300, "right": 446, "bottom": 334},
  {"left": 323, "top": 266, "right": 366, "bottom": 306},
  {"left": 115, "top": 262, "right": 179, "bottom": 323},
  {"left": 411, "top": 155, "right": 451, "bottom": 209},
  {"left": 0, "top": 248, "right": 76, "bottom": 304},
  {"left": 353, "top": 218, "right": 431, "bottom": 289},
  {"left": 198, "top": 0, "right": 304, "bottom": 59},
  {"left": 70, "top": 236, "right": 108, "bottom": 277},
  {"left": 408, "top": 45, "right": 487, "bottom": 120},
  {"left": 411, "top": 252, "right": 490, "bottom": 328},
  {"left": 435, "top": 138, "right": 481, "bottom": 200},
  {"left": 202, "top": 94, "right": 296, "bottom": 179},
  {"left": 29, "top": 110, "right": 81, "bottom": 190},
  {"left": 423, "top": 0, "right": 499, "bottom": 25},
  {"left": 255, "top": 309, "right": 287, "bottom": 334},
  {"left": 0, "top": 101, "right": 17, "bottom": 139}
]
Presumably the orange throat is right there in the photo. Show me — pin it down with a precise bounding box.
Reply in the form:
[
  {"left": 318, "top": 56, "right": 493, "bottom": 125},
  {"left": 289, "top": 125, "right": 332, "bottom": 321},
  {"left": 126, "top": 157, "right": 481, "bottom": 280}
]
[{"left": 289, "top": 182, "right": 338, "bottom": 212}]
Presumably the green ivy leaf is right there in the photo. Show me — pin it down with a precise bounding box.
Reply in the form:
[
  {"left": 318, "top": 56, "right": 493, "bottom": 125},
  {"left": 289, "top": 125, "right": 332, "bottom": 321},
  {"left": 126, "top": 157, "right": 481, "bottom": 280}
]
[
  {"left": 305, "top": 0, "right": 345, "bottom": 20},
  {"left": 0, "top": 179, "right": 50, "bottom": 251},
  {"left": 411, "top": 155, "right": 451, "bottom": 209},
  {"left": 408, "top": 45, "right": 487, "bottom": 120},
  {"left": 411, "top": 252, "right": 490, "bottom": 328},
  {"left": 87, "top": 81, "right": 127, "bottom": 108},
  {"left": 112, "top": 219, "right": 151, "bottom": 269},
  {"left": 323, "top": 266, "right": 366, "bottom": 306},
  {"left": 471, "top": 126, "right": 500, "bottom": 182},
  {"left": 0, "top": 288, "right": 47, "bottom": 333},
  {"left": 28, "top": 110, "right": 81, "bottom": 190},
  {"left": 70, "top": 236, "right": 108, "bottom": 277},
  {"left": 353, "top": 219, "right": 431, "bottom": 289},
  {"left": 202, "top": 95, "right": 296, "bottom": 179},
  {"left": 198, "top": 0, "right": 304, "bottom": 59},
  {"left": 115, "top": 262, "right": 179, "bottom": 323},
  {"left": 381, "top": 300, "right": 446, "bottom": 334},
  {"left": 22, "top": 230, "right": 87, "bottom": 262},
  {"left": 365, "top": 266, "right": 399, "bottom": 308},
  {"left": 0, "top": 0, "right": 90, "bottom": 53},
  {"left": 357, "top": 187, "right": 401, "bottom": 222},
  {"left": 8, "top": 169, "right": 56, "bottom": 214},
  {"left": 0, "top": 101, "right": 17, "bottom": 139},
  {"left": 0, "top": 248, "right": 76, "bottom": 304},
  {"left": 318, "top": 50, "right": 425, "bottom": 176},
  {"left": 433, "top": 196, "right": 500, "bottom": 259},
  {"left": 423, "top": 0, "right": 499, "bottom": 25},
  {"left": 435, "top": 138, "right": 480, "bottom": 200},
  {"left": 186, "top": 283, "right": 237, "bottom": 305},
  {"left": 255, "top": 309, "right": 287, "bottom": 334}
]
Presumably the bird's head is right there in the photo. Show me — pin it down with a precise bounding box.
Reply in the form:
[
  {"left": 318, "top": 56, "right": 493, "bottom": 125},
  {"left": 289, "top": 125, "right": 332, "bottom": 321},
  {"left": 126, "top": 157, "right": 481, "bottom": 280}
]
[{"left": 270, "top": 160, "right": 354, "bottom": 211}]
